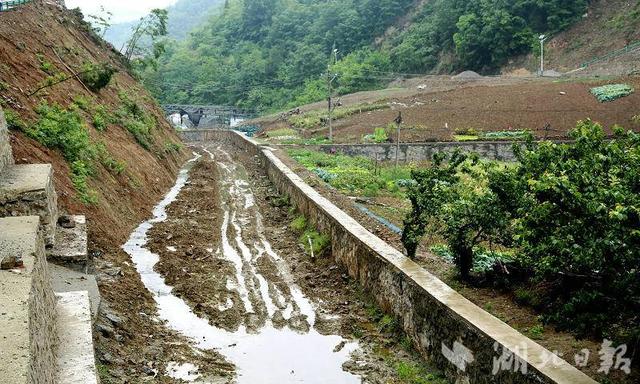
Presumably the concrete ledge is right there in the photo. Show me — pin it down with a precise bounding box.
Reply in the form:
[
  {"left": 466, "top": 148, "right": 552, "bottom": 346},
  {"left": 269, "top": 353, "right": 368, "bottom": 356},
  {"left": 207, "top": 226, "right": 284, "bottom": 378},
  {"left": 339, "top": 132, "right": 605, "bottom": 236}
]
[
  {"left": 55, "top": 291, "right": 98, "bottom": 384},
  {"left": 0, "top": 216, "right": 58, "bottom": 384},
  {"left": 48, "top": 215, "right": 88, "bottom": 264},
  {"left": 214, "top": 130, "right": 597, "bottom": 384},
  {"left": 0, "top": 108, "right": 14, "bottom": 173},
  {"left": 49, "top": 262, "right": 100, "bottom": 321},
  {"left": 0, "top": 164, "right": 59, "bottom": 246}
]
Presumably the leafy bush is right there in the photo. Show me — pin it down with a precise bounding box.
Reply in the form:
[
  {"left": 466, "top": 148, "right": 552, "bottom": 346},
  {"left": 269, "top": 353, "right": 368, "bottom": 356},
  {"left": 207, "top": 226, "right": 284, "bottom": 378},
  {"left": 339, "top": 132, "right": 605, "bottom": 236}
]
[
  {"left": 590, "top": 84, "right": 634, "bottom": 102},
  {"left": 92, "top": 105, "right": 110, "bottom": 131},
  {"left": 115, "top": 91, "right": 155, "bottom": 150},
  {"left": 80, "top": 63, "right": 117, "bottom": 92},
  {"left": 405, "top": 120, "right": 640, "bottom": 342}
]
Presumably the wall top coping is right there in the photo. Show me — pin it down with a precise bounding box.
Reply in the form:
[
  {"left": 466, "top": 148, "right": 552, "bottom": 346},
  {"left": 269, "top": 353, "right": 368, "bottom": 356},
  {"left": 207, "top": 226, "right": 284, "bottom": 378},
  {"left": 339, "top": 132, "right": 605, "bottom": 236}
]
[{"left": 232, "top": 131, "right": 597, "bottom": 384}]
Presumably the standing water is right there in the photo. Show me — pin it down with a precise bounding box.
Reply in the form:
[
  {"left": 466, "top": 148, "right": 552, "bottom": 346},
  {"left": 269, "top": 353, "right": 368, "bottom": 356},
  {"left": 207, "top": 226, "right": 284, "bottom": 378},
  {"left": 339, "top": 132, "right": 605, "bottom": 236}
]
[{"left": 122, "top": 151, "right": 360, "bottom": 383}]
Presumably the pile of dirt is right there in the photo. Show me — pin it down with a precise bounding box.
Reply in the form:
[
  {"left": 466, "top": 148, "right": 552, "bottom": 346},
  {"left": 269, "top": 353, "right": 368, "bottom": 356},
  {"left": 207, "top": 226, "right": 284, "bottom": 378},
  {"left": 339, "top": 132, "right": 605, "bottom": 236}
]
[
  {"left": 452, "top": 70, "right": 483, "bottom": 79},
  {"left": 0, "top": 3, "right": 193, "bottom": 382}
]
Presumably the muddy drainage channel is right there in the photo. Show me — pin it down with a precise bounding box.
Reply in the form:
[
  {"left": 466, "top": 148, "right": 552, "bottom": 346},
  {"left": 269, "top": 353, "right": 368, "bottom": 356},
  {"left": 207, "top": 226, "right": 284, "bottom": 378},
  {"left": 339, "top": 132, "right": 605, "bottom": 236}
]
[{"left": 123, "top": 150, "right": 360, "bottom": 383}]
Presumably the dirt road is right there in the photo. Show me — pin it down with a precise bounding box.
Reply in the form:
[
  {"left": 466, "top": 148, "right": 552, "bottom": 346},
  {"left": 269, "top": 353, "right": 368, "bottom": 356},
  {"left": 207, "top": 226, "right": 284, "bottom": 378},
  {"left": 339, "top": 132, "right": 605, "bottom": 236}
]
[{"left": 122, "top": 144, "right": 445, "bottom": 383}]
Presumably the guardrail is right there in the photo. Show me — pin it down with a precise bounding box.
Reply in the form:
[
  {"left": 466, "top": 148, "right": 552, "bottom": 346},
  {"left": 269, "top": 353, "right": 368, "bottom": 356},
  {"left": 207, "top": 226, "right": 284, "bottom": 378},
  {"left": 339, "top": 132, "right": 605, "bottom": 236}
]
[{"left": 0, "top": 0, "right": 32, "bottom": 12}]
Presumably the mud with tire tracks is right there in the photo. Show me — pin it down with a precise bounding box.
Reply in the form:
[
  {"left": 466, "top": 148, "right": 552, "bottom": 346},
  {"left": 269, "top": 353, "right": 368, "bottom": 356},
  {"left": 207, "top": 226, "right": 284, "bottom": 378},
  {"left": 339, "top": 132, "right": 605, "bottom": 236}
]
[{"left": 134, "top": 144, "right": 447, "bottom": 383}]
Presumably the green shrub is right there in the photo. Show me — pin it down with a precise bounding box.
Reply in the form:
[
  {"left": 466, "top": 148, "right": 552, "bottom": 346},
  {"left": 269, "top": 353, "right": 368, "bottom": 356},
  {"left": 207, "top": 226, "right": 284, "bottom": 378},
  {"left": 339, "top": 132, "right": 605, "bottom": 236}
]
[
  {"left": 80, "top": 63, "right": 117, "bottom": 92},
  {"left": 4, "top": 109, "right": 27, "bottom": 131},
  {"left": 36, "top": 53, "right": 56, "bottom": 75},
  {"left": 115, "top": 91, "right": 155, "bottom": 150},
  {"left": 92, "top": 105, "right": 110, "bottom": 131},
  {"left": 290, "top": 214, "right": 330, "bottom": 256},
  {"left": 72, "top": 95, "right": 91, "bottom": 111},
  {"left": 290, "top": 215, "right": 307, "bottom": 232},
  {"left": 373, "top": 126, "right": 389, "bottom": 143},
  {"left": 590, "top": 84, "right": 634, "bottom": 102},
  {"left": 164, "top": 142, "right": 182, "bottom": 153}
]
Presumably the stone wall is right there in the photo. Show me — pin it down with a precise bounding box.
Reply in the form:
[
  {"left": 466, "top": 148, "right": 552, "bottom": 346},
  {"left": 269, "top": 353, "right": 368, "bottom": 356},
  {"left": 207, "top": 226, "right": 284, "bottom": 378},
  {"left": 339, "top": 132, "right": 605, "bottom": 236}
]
[
  {"left": 28, "top": 223, "right": 58, "bottom": 384},
  {"left": 0, "top": 108, "right": 14, "bottom": 173},
  {"left": 0, "top": 216, "right": 58, "bottom": 384},
  {"left": 208, "top": 130, "right": 596, "bottom": 384}
]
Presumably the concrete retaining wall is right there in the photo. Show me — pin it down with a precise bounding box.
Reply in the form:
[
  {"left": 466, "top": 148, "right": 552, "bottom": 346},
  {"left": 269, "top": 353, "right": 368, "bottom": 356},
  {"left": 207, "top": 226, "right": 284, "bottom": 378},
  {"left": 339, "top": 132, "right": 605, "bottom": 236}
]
[
  {"left": 195, "top": 130, "right": 596, "bottom": 384},
  {"left": 0, "top": 108, "right": 15, "bottom": 173}
]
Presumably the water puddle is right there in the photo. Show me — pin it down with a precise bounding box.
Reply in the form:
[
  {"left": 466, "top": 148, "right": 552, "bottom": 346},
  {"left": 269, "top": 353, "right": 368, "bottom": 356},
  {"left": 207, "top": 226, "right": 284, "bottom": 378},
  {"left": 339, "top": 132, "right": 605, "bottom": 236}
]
[{"left": 123, "top": 150, "right": 360, "bottom": 383}]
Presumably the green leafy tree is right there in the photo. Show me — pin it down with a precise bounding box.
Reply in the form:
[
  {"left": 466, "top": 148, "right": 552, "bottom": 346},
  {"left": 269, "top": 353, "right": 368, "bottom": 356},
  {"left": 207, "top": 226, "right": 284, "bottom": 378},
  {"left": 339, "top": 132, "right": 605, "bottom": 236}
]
[{"left": 124, "top": 9, "right": 169, "bottom": 69}]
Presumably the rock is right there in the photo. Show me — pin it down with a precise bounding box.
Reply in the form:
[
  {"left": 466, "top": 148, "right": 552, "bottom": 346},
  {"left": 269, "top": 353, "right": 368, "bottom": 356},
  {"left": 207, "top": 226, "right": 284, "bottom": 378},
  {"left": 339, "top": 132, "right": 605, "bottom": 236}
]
[
  {"left": 106, "top": 313, "right": 123, "bottom": 325},
  {"left": 58, "top": 215, "right": 76, "bottom": 229},
  {"left": 1, "top": 255, "right": 23, "bottom": 270},
  {"left": 559, "top": 91, "right": 567, "bottom": 95},
  {"left": 96, "top": 323, "right": 115, "bottom": 338}
]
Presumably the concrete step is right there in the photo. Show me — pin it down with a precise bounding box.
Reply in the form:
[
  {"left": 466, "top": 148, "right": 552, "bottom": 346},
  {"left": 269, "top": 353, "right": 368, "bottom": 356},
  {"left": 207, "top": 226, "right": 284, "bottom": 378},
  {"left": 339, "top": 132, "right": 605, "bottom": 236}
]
[
  {"left": 0, "top": 216, "right": 58, "bottom": 384},
  {"left": 0, "top": 163, "right": 58, "bottom": 246},
  {"left": 49, "top": 262, "right": 100, "bottom": 321},
  {"left": 0, "top": 107, "right": 14, "bottom": 174},
  {"left": 47, "top": 215, "right": 88, "bottom": 265},
  {"left": 55, "top": 291, "right": 99, "bottom": 384}
]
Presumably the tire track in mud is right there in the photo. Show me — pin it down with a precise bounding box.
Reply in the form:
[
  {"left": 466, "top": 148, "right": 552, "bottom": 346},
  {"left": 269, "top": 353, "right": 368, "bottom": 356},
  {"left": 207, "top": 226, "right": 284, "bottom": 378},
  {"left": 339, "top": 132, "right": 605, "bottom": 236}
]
[
  {"left": 206, "top": 145, "right": 316, "bottom": 333},
  {"left": 125, "top": 148, "right": 360, "bottom": 383}
]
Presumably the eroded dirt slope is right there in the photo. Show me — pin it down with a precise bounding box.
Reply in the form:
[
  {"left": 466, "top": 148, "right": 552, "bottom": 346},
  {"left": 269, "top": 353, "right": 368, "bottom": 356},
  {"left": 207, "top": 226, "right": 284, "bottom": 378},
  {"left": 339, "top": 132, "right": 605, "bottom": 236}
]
[{"left": 0, "top": 3, "right": 195, "bottom": 382}]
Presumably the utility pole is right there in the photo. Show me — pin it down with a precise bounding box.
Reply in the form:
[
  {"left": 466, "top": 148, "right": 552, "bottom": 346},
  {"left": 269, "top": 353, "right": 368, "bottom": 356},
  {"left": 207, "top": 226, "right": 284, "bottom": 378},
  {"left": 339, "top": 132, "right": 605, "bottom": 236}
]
[
  {"left": 539, "top": 34, "right": 547, "bottom": 76},
  {"left": 326, "top": 45, "right": 338, "bottom": 141},
  {"left": 394, "top": 111, "right": 403, "bottom": 168}
]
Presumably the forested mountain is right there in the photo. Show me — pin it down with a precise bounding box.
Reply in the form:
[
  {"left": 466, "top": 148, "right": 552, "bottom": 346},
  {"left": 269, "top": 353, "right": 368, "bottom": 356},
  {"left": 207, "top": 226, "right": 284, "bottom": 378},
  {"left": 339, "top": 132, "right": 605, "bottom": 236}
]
[
  {"left": 146, "top": 0, "right": 590, "bottom": 111},
  {"left": 104, "top": 0, "right": 225, "bottom": 50}
]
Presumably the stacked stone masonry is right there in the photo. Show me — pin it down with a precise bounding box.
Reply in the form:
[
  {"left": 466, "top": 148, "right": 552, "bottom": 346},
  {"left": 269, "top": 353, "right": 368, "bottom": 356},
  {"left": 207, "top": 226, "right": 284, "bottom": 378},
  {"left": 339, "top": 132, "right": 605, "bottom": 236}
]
[
  {"left": 0, "top": 216, "right": 58, "bottom": 384},
  {"left": 201, "top": 130, "right": 597, "bottom": 384},
  {"left": 0, "top": 108, "right": 14, "bottom": 173},
  {"left": 0, "top": 164, "right": 59, "bottom": 246}
]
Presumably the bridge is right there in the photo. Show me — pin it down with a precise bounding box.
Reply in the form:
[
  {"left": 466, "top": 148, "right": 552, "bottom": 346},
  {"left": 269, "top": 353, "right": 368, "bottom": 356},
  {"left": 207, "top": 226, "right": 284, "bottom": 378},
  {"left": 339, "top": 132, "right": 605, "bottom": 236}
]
[{"left": 162, "top": 104, "right": 255, "bottom": 129}]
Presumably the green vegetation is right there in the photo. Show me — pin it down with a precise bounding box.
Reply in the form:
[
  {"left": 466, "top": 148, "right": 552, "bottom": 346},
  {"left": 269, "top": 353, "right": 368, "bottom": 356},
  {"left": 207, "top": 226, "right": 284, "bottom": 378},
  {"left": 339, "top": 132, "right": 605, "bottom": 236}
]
[
  {"left": 289, "top": 215, "right": 330, "bottom": 256},
  {"left": 403, "top": 120, "right": 640, "bottom": 343},
  {"left": 265, "top": 128, "right": 297, "bottom": 138},
  {"left": 395, "top": 361, "right": 448, "bottom": 384},
  {"left": 148, "top": 0, "right": 587, "bottom": 111},
  {"left": 9, "top": 101, "right": 127, "bottom": 204},
  {"left": 528, "top": 324, "right": 544, "bottom": 340},
  {"left": 115, "top": 91, "right": 156, "bottom": 150},
  {"left": 363, "top": 126, "right": 391, "bottom": 143},
  {"left": 590, "top": 84, "right": 634, "bottom": 102},
  {"left": 92, "top": 105, "right": 111, "bottom": 131},
  {"left": 164, "top": 141, "right": 182, "bottom": 154},
  {"left": 79, "top": 63, "right": 116, "bottom": 92},
  {"left": 288, "top": 148, "right": 413, "bottom": 197},
  {"left": 36, "top": 53, "right": 56, "bottom": 75}
]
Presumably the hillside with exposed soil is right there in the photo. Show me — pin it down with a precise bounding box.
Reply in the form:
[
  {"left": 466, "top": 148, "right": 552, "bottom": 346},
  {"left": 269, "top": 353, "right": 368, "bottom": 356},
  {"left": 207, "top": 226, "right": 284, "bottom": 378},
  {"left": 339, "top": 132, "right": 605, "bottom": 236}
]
[
  {"left": 0, "top": 3, "right": 201, "bottom": 381},
  {"left": 0, "top": 2, "right": 188, "bottom": 248}
]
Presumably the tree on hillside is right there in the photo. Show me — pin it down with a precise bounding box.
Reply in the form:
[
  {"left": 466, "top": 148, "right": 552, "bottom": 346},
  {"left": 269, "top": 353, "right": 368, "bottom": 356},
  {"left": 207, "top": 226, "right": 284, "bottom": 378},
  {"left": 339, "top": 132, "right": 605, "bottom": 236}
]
[{"left": 123, "top": 9, "right": 169, "bottom": 69}]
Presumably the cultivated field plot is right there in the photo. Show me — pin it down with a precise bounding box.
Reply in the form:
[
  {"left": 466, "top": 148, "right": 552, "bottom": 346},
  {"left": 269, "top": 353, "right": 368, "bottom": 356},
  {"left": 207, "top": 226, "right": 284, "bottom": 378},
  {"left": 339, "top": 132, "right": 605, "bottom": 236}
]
[{"left": 253, "top": 76, "right": 640, "bottom": 144}]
